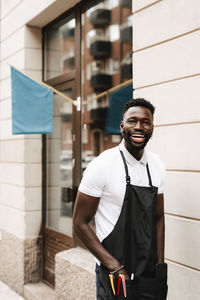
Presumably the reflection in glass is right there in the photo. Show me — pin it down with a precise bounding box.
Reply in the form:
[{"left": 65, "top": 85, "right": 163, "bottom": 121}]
[
  {"left": 105, "top": 25, "right": 120, "bottom": 42},
  {"left": 105, "top": 0, "right": 119, "bottom": 9},
  {"left": 44, "top": 15, "right": 75, "bottom": 80},
  {"left": 47, "top": 90, "right": 73, "bottom": 236},
  {"left": 81, "top": 0, "right": 132, "bottom": 170}
]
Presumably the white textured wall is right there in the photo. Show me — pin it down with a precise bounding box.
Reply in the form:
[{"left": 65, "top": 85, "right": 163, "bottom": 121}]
[
  {"left": 0, "top": 0, "right": 80, "bottom": 239},
  {"left": 133, "top": 0, "right": 200, "bottom": 299}
]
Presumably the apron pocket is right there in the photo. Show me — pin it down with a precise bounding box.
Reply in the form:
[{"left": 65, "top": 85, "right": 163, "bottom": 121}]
[
  {"left": 97, "top": 265, "right": 116, "bottom": 300},
  {"left": 139, "top": 277, "right": 155, "bottom": 300},
  {"left": 125, "top": 279, "right": 140, "bottom": 300}
]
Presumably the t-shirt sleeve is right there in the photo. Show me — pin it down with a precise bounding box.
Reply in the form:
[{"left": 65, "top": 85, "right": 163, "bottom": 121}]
[{"left": 78, "top": 155, "right": 107, "bottom": 197}]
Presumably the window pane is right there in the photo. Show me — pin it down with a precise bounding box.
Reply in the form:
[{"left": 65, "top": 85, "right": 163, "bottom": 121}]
[
  {"left": 47, "top": 89, "right": 73, "bottom": 237},
  {"left": 81, "top": 0, "right": 132, "bottom": 168},
  {"left": 44, "top": 14, "right": 75, "bottom": 80}
]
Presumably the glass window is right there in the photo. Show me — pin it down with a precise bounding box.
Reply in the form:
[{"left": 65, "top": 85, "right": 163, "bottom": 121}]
[
  {"left": 106, "top": 25, "right": 120, "bottom": 42},
  {"left": 86, "top": 29, "right": 105, "bottom": 48},
  {"left": 81, "top": 0, "right": 132, "bottom": 165},
  {"left": 43, "top": 0, "right": 133, "bottom": 234},
  {"left": 89, "top": 60, "right": 105, "bottom": 76},
  {"left": 86, "top": 2, "right": 104, "bottom": 17},
  {"left": 47, "top": 88, "right": 74, "bottom": 237},
  {"left": 105, "top": 0, "right": 119, "bottom": 9},
  {"left": 106, "top": 58, "right": 120, "bottom": 74},
  {"left": 44, "top": 15, "right": 75, "bottom": 80}
]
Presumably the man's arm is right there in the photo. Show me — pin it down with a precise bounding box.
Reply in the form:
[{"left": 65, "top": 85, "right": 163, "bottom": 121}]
[
  {"left": 73, "top": 191, "right": 129, "bottom": 278},
  {"left": 155, "top": 193, "right": 165, "bottom": 263}
]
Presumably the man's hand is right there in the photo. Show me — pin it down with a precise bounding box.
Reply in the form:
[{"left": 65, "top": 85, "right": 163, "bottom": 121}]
[{"left": 117, "top": 268, "right": 130, "bottom": 280}]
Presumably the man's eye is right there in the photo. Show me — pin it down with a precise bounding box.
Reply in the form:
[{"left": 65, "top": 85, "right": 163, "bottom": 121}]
[{"left": 143, "top": 121, "right": 151, "bottom": 125}]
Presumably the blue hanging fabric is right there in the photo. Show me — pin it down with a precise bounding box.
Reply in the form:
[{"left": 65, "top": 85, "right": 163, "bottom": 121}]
[
  {"left": 11, "top": 66, "right": 53, "bottom": 134},
  {"left": 105, "top": 83, "right": 133, "bottom": 135}
]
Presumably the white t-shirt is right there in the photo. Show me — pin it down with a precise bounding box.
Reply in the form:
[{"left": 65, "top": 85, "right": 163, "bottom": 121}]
[{"left": 79, "top": 140, "right": 166, "bottom": 243}]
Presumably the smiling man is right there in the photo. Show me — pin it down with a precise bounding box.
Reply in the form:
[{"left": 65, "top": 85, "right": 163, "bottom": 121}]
[{"left": 73, "top": 98, "right": 168, "bottom": 300}]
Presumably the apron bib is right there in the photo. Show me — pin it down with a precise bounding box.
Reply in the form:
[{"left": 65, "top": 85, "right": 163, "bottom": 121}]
[{"left": 97, "top": 150, "right": 167, "bottom": 300}]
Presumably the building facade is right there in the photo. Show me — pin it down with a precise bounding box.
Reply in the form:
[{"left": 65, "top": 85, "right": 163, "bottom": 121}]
[{"left": 0, "top": 0, "right": 199, "bottom": 299}]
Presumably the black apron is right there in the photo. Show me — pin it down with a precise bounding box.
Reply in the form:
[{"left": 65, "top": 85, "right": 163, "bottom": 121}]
[{"left": 97, "top": 150, "right": 167, "bottom": 300}]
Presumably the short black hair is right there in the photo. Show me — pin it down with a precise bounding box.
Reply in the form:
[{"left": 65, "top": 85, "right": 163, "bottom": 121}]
[{"left": 123, "top": 98, "right": 155, "bottom": 116}]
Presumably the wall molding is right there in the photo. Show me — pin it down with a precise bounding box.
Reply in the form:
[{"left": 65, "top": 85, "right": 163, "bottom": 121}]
[
  {"left": 133, "top": 0, "right": 162, "bottom": 15},
  {"left": 133, "top": 27, "right": 200, "bottom": 53}
]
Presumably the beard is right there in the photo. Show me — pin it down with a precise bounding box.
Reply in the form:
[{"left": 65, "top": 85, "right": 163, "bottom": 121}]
[{"left": 122, "top": 130, "right": 153, "bottom": 151}]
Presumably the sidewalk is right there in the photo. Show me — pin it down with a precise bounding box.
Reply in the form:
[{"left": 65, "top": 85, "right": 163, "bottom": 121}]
[{"left": 0, "top": 281, "right": 25, "bottom": 300}]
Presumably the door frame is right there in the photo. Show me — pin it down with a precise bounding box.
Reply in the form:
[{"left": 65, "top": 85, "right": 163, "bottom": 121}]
[
  {"left": 42, "top": 79, "right": 77, "bottom": 286},
  {"left": 42, "top": 5, "right": 82, "bottom": 286}
]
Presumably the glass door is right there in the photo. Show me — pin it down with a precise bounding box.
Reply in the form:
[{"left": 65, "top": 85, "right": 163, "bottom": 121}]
[
  {"left": 43, "top": 81, "right": 76, "bottom": 286},
  {"left": 42, "top": 0, "right": 133, "bottom": 287},
  {"left": 42, "top": 10, "right": 80, "bottom": 286},
  {"left": 47, "top": 83, "right": 74, "bottom": 236},
  {"left": 81, "top": 0, "right": 133, "bottom": 161}
]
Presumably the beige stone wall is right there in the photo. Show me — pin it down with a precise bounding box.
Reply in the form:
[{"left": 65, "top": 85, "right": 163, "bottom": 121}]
[
  {"left": 133, "top": 0, "right": 200, "bottom": 299},
  {"left": 55, "top": 248, "right": 96, "bottom": 300},
  {"left": 0, "top": 229, "right": 42, "bottom": 295},
  {"left": 0, "top": 0, "right": 81, "bottom": 294}
]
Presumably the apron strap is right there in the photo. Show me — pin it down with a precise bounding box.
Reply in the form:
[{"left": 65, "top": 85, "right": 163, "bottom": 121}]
[
  {"left": 120, "top": 150, "right": 131, "bottom": 184},
  {"left": 146, "top": 163, "right": 153, "bottom": 187},
  {"left": 120, "top": 149, "right": 153, "bottom": 187}
]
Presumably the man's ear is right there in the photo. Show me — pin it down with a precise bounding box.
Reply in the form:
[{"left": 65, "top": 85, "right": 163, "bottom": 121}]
[
  {"left": 120, "top": 121, "right": 123, "bottom": 133},
  {"left": 151, "top": 124, "right": 154, "bottom": 138}
]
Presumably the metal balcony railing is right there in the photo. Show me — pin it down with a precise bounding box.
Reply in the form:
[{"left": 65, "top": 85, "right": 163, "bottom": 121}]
[
  {"left": 90, "top": 74, "right": 112, "bottom": 91},
  {"left": 63, "top": 56, "right": 75, "bottom": 68},
  {"left": 121, "top": 26, "right": 132, "bottom": 44},
  {"left": 62, "top": 27, "right": 75, "bottom": 39},
  {"left": 119, "top": 0, "right": 132, "bottom": 9},
  {"left": 90, "top": 107, "right": 107, "bottom": 121},
  {"left": 90, "top": 41, "right": 112, "bottom": 58},
  {"left": 90, "top": 9, "right": 111, "bottom": 28},
  {"left": 121, "top": 63, "right": 132, "bottom": 80}
]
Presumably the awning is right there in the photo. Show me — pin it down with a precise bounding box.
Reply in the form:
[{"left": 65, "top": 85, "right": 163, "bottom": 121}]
[{"left": 105, "top": 83, "right": 133, "bottom": 135}]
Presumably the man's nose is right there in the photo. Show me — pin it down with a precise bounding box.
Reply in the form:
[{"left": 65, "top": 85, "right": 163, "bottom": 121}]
[{"left": 134, "top": 121, "right": 143, "bottom": 130}]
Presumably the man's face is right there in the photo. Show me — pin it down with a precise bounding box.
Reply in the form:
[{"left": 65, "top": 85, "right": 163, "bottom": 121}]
[{"left": 120, "top": 106, "right": 154, "bottom": 151}]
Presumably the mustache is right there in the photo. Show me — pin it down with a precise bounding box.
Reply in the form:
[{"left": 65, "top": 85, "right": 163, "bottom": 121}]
[{"left": 122, "top": 130, "right": 153, "bottom": 150}]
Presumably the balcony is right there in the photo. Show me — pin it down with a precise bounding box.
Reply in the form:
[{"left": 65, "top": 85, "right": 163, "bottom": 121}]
[
  {"left": 90, "top": 107, "right": 107, "bottom": 122},
  {"left": 90, "top": 74, "right": 112, "bottom": 92},
  {"left": 63, "top": 56, "right": 75, "bottom": 68},
  {"left": 121, "top": 63, "right": 132, "bottom": 80},
  {"left": 121, "top": 26, "right": 132, "bottom": 44},
  {"left": 119, "top": 0, "right": 132, "bottom": 9},
  {"left": 90, "top": 9, "right": 111, "bottom": 28},
  {"left": 90, "top": 41, "right": 112, "bottom": 59},
  {"left": 62, "top": 27, "right": 75, "bottom": 39},
  {"left": 61, "top": 114, "right": 72, "bottom": 122}
]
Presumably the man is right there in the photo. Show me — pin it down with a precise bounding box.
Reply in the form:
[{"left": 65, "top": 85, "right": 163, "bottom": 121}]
[{"left": 73, "top": 98, "right": 168, "bottom": 299}]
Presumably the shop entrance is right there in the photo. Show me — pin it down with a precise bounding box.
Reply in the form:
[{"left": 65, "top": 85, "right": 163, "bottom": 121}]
[
  {"left": 42, "top": 0, "right": 133, "bottom": 286},
  {"left": 42, "top": 9, "right": 81, "bottom": 286},
  {"left": 42, "top": 79, "right": 80, "bottom": 285}
]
